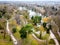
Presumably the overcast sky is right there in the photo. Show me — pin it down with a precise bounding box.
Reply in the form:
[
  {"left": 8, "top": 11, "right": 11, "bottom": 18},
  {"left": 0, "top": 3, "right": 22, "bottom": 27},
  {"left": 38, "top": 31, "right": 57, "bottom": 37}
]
[{"left": 0, "top": 0, "right": 60, "bottom": 1}]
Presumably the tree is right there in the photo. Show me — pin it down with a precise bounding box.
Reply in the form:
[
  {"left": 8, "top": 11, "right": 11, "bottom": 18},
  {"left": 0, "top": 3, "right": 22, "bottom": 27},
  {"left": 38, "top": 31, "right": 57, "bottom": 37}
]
[
  {"left": 39, "top": 22, "right": 51, "bottom": 39},
  {"left": 0, "top": 5, "right": 15, "bottom": 39},
  {"left": 31, "top": 16, "right": 34, "bottom": 20},
  {"left": 49, "top": 24, "right": 52, "bottom": 30},
  {"left": 39, "top": 25, "right": 45, "bottom": 39},
  {"left": 19, "top": 24, "right": 33, "bottom": 39},
  {"left": 46, "top": 24, "right": 52, "bottom": 34},
  {"left": 42, "top": 22, "right": 47, "bottom": 28},
  {"left": 4, "top": 13, "right": 12, "bottom": 20},
  {"left": 42, "top": 22, "right": 52, "bottom": 34},
  {"left": 12, "top": 27, "right": 17, "bottom": 33},
  {"left": 31, "top": 16, "right": 42, "bottom": 25},
  {"left": 0, "top": 20, "right": 6, "bottom": 39},
  {"left": 19, "top": 27, "right": 27, "bottom": 39},
  {"left": 3, "top": 6, "right": 12, "bottom": 39},
  {"left": 0, "top": 12, "right": 2, "bottom": 18}
]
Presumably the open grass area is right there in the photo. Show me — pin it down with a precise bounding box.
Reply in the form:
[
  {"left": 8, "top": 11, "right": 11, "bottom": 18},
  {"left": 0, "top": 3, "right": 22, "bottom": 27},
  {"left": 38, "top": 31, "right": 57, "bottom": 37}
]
[
  {"left": 49, "top": 39, "right": 55, "bottom": 44},
  {"left": 20, "top": 34, "right": 40, "bottom": 45},
  {"left": 13, "top": 29, "right": 20, "bottom": 39},
  {"left": 13, "top": 28, "right": 40, "bottom": 45},
  {"left": 0, "top": 33, "right": 13, "bottom": 45},
  {"left": 0, "top": 40, "right": 13, "bottom": 45},
  {"left": 13, "top": 26, "right": 55, "bottom": 45},
  {"left": 9, "top": 16, "right": 56, "bottom": 45}
]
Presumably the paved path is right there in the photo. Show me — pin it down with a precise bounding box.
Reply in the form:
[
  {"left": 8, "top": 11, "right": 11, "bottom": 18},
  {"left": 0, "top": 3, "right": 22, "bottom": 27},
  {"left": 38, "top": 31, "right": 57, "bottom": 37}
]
[
  {"left": 32, "top": 33, "right": 45, "bottom": 42},
  {"left": 6, "top": 20, "right": 18, "bottom": 45},
  {"left": 57, "top": 32, "right": 60, "bottom": 37},
  {"left": 32, "top": 30, "right": 59, "bottom": 45},
  {"left": 50, "top": 30, "right": 59, "bottom": 45}
]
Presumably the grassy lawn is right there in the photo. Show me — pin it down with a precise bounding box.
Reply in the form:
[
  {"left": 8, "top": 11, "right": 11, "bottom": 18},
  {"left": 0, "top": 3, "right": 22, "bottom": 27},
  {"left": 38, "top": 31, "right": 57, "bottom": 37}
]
[
  {"left": 21, "top": 34, "right": 39, "bottom": 45},
  {"left": 13, "top": 29, "right": 20, "bottom": 39},
  {"left": 0, "top": 33, "right": 13, "bottom": 45},
  {"left": 9, "top": 17, "right": 56, "bottom": 45},
  {"left": 13, "top": 27, "right": 55, "bottom": 45},
  {"left": 13, "top": 27, "right": 40, "bottom": 45},
  {"left": 0, "top": 40, "right": 13, "bottom": 45},
  {"left": 13, "top": 26, "right": 21, "bottom": 39}
]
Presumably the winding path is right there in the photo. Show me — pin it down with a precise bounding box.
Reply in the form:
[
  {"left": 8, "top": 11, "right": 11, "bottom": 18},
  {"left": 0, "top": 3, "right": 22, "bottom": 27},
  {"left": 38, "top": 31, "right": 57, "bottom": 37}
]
[
  {"left": 50, "top": 30, "right": 59, "bottom": 45},
  {"left": 6, "top": 20, "right": 18, "bottom": 45},
  {"left": 32, "top": 33, "right": 45, "bottom": 42},
  {"left": 32, "top": 30, "right": 59, "bottom": 45}
]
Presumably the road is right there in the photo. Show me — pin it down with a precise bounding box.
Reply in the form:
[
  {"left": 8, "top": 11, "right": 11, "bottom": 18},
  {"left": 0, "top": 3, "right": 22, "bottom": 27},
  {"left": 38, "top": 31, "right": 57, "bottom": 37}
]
[{"left": 6, "top": 20, "right": 18, "bottom": 45}]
